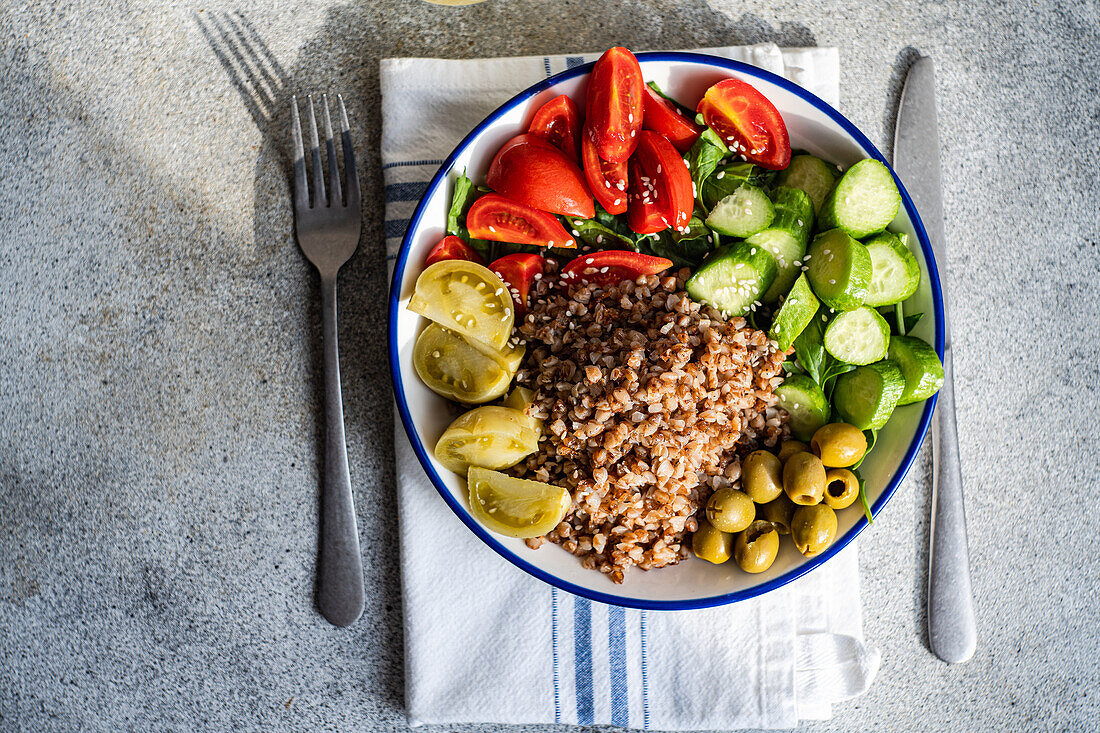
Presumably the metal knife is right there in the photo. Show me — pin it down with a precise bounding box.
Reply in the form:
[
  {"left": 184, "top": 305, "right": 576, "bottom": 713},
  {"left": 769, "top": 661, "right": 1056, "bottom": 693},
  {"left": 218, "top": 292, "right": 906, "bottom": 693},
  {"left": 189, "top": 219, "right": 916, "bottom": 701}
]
[{"left": 893, "top": 56, "right": 977, "bottom": 664}]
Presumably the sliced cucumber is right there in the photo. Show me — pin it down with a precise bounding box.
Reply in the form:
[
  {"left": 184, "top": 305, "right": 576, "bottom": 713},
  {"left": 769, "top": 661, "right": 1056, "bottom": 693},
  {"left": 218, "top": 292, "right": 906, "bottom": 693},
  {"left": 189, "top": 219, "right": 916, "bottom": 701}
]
[
  {"left": 769, "top": 274, "right": 819, "bottom": 350},
  {"left": 823, "top": 306, "right": 891, "bottom": 365},
  {"left": 775, "top": 374, "right": 831, "bottom": 441},
  {"left": 806, "top": 229, "right": 872, "bottom": 311},
  {"left": 863, "top": 232, "right": 921, "bottom": 307},
  {"left": 752, "top": 186, "right": 815, "bottom": 302},
  {"left": 776, "top": 154, "right": 837, "bottom": 215},
  {"left": 706, "top": 183, "right": 775, "bottom": 238},
  {"left": 700, "top": 162, "right": 776, "bottom": 210},
  {"left": 832, "top": 360, "right": 905, "bottom": 430},
  {"left": 817, "top": 159, "right": 901, "bottom": 239},
  {"left": 887, "top": 335, "right": 944, "bottom": 405},
  {"left": 685, "top": 241, "right": 777, "bottom": 316}
]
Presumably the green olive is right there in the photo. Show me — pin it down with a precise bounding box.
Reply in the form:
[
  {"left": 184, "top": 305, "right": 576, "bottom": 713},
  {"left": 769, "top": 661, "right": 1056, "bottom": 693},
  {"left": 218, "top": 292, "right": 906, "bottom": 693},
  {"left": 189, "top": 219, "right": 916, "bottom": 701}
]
[
  {"left": 759, "top": 493, "right": 797, "bottom": 535},
  {"left": 823, "top": 468, "right": 859, "bottom": 510},
  {"left": 742, "top": 450, "right": 783, "bottom": 504},
  {"left": 811, "top": 423, "right": 867, "bottom": 467},
  {"left": 776, "top": 440, "right": 809, "bottom": 464},
  {"left": 790, "top": 504, "right": 838, "bottom": 558},
  {"left": 706, "top": 489, "right": 755, "bottom": 533},
  {"left": 692, "top": 518, "right": 733, "bottom": 564},
  {"left": 733, "top": 520, "right": 780, "bottom": 573},
  {"left": 783, "top": 451, "right": 827, "bottom": 506}
]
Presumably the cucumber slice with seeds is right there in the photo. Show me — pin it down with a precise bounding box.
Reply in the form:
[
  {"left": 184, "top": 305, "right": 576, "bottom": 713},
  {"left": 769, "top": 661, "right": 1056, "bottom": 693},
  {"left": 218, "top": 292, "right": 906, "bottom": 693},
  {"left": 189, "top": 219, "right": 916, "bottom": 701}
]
[
  {"left": 888, "top": 335, "right": 944, "bottom": 405},
  {"left": 823, "top": 306, "right": 891, "bottom": 365},
  {"left": 817, "top": 159, "right": 901, "bottom": 239},
  {"left": 751, "top": 186, "right": 815, "bottom": 303},
  {"left": 685, "top": 241, "right": 777, "bottom": 316},
  {"left": 863, "top": 232, "right": 921, "bottom": 306},
  {"left": 833, "top": 360, "right": 905, "bottom": 430},
  {"left": 706, "top": 183, "right": 774, "bottom": 238},
  {"left": 806, "top": 229, "right": 872, "bottom": 311},
  {"left": 769, "top": 274, "right": 819, "bottom": 350},
  {"left": 776, "top": 154, "right": 837, "bottom": 215},
  {"left": 775, "top": 374, "right": 831, "bottom": 441}
]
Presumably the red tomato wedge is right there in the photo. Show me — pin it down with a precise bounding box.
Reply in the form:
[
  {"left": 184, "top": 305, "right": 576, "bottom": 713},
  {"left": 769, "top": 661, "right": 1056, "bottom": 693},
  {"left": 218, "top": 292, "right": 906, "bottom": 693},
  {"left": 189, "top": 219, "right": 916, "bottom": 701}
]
[
  {"left": 584, "top": 47, "right": 644, "bottom": 163},
  {"left": 581, "top": 132, "right": 628, "bottom": 215},
  {"left": 696, "top": 78, "right": 791, "bottom": 170},
  {"left": 560, "top": 250, "right": 673, "bottom": 287},
  {"left": 467, "top": 194, "right": 576, "bottom": 248},
  {"left": 424, "top": 235, "right": 484, "bottom": 268},
  {"left": 528, "top": 94, "right": 582, "bottom": 164},
  {"left": 486, "top": 134, "right": 594, "bottom": 219},
  {"left": 489, "top": 252, "right": 544, "bottom": 317},
  {"left": 625, "top": 130, "right": 694, "bottom": 234},
  {"left": 642, "top": 86, "right": 702, "bottom": 153}
]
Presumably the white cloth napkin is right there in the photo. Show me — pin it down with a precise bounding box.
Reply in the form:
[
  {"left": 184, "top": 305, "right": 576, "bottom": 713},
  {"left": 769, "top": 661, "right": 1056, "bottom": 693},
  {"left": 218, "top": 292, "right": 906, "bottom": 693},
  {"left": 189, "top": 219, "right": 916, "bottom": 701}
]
[{"left": 382, "top": 45, "right": 880, "bottom": 730}]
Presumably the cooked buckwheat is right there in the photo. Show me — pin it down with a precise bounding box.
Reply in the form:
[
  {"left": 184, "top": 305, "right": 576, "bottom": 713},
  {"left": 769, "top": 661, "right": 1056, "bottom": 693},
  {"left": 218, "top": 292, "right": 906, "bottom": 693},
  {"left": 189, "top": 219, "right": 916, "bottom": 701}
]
[{"left": 510, "top": 265, "right": 789, "bottom": 583}]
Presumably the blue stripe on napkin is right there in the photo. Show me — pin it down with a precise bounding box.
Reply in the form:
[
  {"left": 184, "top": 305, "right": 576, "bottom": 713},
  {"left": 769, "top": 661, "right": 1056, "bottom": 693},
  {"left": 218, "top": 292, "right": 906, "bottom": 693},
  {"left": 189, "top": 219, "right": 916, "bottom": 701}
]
[
  {"left": 384, "top": 219, "right": 410, "bottom": 239},
  {"left": 381, "top": 158, "right": 444, "bottom": 171},
  {"left": 609, "top": 605, "right": 628, "bottom": 726},
  {"left": 640, "top": 611, "right": 651, "bottom": 730},
  {"left": 566, "top": 56, "right": 585, "bottom": 69},
  {"left": 385, "top": 181, "right": 429, "bottom": 203},
  {"left": 574, "top": 597, "right": 594, "bottom": 725},
  {"left": 552, "top": 588, "right": 561, "bottom": 724}
]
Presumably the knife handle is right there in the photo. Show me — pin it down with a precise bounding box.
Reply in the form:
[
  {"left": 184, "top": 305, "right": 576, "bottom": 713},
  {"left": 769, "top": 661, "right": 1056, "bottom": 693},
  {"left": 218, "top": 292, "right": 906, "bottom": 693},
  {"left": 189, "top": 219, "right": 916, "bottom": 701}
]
[{"left": 927, "top": 346, "right": 977, "bottom": 663}]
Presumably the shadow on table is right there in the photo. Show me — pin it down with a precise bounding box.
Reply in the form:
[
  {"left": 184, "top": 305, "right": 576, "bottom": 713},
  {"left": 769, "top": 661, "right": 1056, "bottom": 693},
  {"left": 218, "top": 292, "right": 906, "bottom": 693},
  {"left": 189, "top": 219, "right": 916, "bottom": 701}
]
[{"left": 198, "top": 0, "right": 821, "bottom": 717}]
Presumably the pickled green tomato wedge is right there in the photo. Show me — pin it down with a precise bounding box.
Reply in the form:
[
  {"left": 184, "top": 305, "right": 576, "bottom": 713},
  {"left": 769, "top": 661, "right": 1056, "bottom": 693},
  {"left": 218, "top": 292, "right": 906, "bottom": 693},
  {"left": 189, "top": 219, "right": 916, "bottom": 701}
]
[
  {"left": 467, "top": 467, "right": 572, "bottom": 539},
  {"left": 434, "top": 406, "right": 540, "bottom": 475},
  {"left": 408, "top": 260, "right": 515, "bottom": 350},
  {"left": 413, "top": 323, "right": 522, "bottom": 404}
]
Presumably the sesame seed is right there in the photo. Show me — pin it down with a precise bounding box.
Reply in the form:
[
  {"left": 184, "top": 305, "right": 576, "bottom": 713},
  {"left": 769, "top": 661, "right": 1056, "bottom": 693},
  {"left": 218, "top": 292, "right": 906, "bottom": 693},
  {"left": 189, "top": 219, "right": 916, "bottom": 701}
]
[
  {"left": 606, "top": 180, "right": 612, "bottom": 188},
  {"left": 488, "top": 226, "right": 496, "bottom": 233},
  {"left": 548, "top": 240, "right": 554, "bottom": 246},
  {"left": 829, "top": 279, "right": 836, "bottom": 284},
  {"left": 628, "top": 112, "right": 634, "bottom": 123},
  {"left": 657, "top": 164, "right": 662, "bottom": 174},
  {"left": 534, "top": 273, "right": 543, "bottom": 280},
  {"left": 716, "top": 171, "right": 725, "bottom": 179},
  {"left": 586, "top": 258, "right": 594, "bottom": 264},
  {"left": 596, "top": 235, "right": 604, "bottom": 243},
  {"left": 613, "top": 198, "right": 622, "bottom": 205},
  {"left": 571, "top": 229, "right": 580, "bottom": 237},
  {"left": 630, "top": 130, "right": 636, "bottom": 137},
  {"left": 494, "top": 287, "right": 504, "bottom": 295},
  {"left": 750, "top": 248, "right": 757, "bottom": 255},
  {"left": 822, "top": 315, "right": 827, "bottom": 322},
  {"left": 599, "top": 267, "right": 609, "bottom": 273}
]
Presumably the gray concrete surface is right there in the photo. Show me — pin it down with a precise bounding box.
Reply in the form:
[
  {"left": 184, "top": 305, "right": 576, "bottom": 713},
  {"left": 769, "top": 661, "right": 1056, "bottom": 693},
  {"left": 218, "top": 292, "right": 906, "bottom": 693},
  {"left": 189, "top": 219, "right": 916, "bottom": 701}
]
[{"left": 1, "top": 0, "right": 1098, "bottom": 730}]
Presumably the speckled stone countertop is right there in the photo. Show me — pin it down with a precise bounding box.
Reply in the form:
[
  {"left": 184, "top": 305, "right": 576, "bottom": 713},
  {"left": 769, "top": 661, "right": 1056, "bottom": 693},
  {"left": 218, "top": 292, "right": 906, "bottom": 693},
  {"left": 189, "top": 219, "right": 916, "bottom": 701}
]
[{"left": 2, "top": 1, "right": 1098, "bottom": 730}]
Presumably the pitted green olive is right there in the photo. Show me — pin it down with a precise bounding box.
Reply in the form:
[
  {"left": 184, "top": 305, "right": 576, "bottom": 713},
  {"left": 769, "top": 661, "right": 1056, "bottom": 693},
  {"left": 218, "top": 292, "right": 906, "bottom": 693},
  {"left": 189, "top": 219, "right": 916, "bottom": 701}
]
[
  {"left": 692, "top": 518, "right": 733, "bottom": 564},
  {"left": 791, "top": 504, "right": 838, "bottom": 557},
  {"left": 733, "top": 520, "right": 780, "bottom": 573},
  {"left": 823, "top": 468, "right": 859, "bottom": 510},
  {"left": 783, "top": 451, "right": 827, "bottom": 506},
  {"left": 742, "top": 450, "right": 783, "bottom": 504},
  {"left": 706, "top": 489, "right": 755, "bottom": 533},
  {"left": 776, "top": 440, "right": 809, "bottom": 464},
  {"left": 811, "top": 423, "right": 867, "bottom": 467},
  {"left": 760, "top": 493, "right": 796, "bottom": 535}
]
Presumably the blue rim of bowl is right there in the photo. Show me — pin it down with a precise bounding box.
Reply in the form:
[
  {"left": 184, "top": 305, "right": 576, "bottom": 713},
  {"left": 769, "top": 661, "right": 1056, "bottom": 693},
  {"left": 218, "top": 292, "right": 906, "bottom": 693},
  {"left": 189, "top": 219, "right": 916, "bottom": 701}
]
[{"left": 388, "top": 51, "right": 945, "bottom": 610}]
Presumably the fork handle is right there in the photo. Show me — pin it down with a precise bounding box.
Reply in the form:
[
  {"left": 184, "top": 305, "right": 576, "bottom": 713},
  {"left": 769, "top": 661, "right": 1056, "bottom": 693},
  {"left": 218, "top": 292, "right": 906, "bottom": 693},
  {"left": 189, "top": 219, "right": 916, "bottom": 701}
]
[{"left": 317, "top": 273, "right": 364, "bottom": 627}]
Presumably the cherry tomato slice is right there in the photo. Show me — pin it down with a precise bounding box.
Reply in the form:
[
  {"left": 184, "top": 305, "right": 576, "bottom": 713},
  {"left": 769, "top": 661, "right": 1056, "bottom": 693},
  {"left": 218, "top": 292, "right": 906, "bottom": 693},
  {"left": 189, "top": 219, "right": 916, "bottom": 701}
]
[
  {"left": 486, "top": 134, "right": 594, "bottom": 219},
  {"left": 489, "top": 252, "right": 544, "bottom": 317},
  {"left": 584, "top": 47, "right": 644, "bottom": 163},
  {"left": 642, "top": 85, "right": 702, "bottom": 153},
  {"left": 528, "top": 94, "right": 582, "bottom": 164},
  {"left": 560, "top": 250, "right": 673, "bottom": 287},
  {"left": 581, "top": 131, "right": 628, "bottom": 215},
  {"left": 696, "top": 78, "right": 791, "bottom": 170},
  {"left": 467, "top": 193, "right": 576, "bottom": 249},
  {"left": 424, "top": 235, "right": 485, "bottom": 268},
  {"left": 625, "top": 130, "right": 694, "bottom": 234}
]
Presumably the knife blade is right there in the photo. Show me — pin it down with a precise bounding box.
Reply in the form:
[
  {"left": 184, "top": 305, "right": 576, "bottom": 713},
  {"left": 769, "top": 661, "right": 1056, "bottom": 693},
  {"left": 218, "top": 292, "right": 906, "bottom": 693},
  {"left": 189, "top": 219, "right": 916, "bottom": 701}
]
[{"left": 893, "top": 56, "right": 977, "bottom": 664}]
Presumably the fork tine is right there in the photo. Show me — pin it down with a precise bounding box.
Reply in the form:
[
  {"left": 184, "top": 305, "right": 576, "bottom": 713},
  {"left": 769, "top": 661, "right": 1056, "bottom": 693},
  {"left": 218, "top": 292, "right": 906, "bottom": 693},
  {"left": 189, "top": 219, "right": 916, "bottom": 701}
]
[
  {"left": 306, "top": 94, "right": 327, "bottom": 207},
  {"left": 337, "top": 94, "right": 360, "bottom": 207},
  {"left": 321, "top": 94, "right": 342, "bottom": 206},
  {"left": 291, "top": 95, "right": 309, "bottom": 209}
]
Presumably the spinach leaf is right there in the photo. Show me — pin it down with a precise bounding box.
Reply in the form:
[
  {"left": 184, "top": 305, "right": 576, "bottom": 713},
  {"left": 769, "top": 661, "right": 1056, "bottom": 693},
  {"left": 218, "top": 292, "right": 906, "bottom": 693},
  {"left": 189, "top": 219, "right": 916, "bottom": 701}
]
[
  {"left": 883, "top": 304, "right": 925, "bottom": 337},
  {"left": 792, "top": 308, "right": 828, "bottom": 384},
  {"left": 565, "top": 216, "right": 637, "bottom": 251},
  {"left": 821, "top": 360, "right": 856, "bottom": 401},
  {"left": 591, "top": 204, "right": 643, "bottom": 249},
  {"left": 646, "top": 214, "right": 714, "bottom": 268},
  {"left": 447, "top": 171, "right": 479, "bottom": 237},
  {"left": 699, "top": 161, "right": 777, "bottom": 210},
  {"left": 685, "top": 135, "right": 727, "bottom": 210},
  {"left": 781, "top": 360, "right": 805, "bottom": 375},
  {"left": 904, "top": 311, "right": 924, "bottom": 333}
]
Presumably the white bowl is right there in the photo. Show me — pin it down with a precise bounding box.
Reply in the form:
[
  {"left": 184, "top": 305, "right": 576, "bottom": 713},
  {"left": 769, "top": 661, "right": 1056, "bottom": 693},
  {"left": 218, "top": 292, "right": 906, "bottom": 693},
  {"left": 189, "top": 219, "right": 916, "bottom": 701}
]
[{"left": 388, "top": 52, "right": 944, "bottom": 610}]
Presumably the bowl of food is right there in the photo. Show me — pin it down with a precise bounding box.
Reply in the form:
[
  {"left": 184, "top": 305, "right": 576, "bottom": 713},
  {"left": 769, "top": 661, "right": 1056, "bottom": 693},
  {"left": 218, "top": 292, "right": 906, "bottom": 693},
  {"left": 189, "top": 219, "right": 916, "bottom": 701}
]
[{"left": 388, "top": 49, "right": 944, "bottom": 609}]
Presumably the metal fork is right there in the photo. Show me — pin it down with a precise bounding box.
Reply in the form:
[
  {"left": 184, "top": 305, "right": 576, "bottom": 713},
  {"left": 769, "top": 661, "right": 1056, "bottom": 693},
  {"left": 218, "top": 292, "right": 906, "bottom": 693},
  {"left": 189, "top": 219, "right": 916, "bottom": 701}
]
[{"left": 291, "top": 94, "right": 364, "bottom": 627}]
